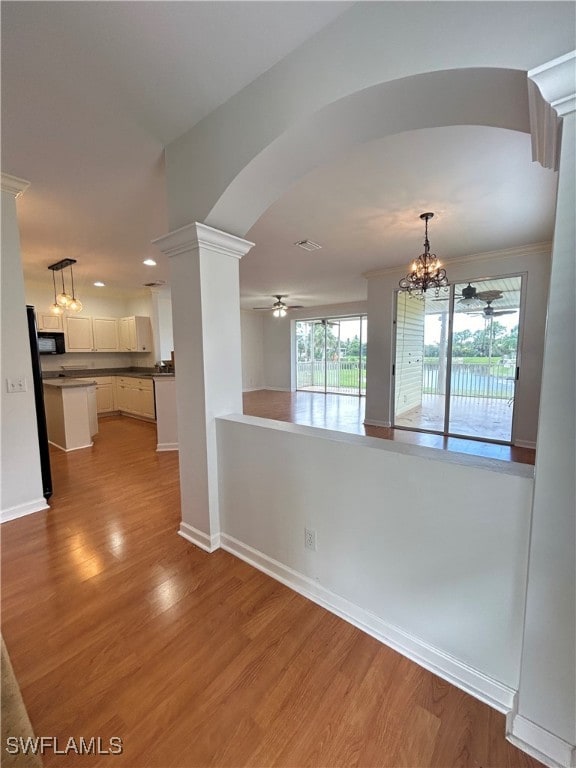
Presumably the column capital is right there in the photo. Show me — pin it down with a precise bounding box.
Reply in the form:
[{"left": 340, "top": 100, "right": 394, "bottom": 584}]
[
  {"left": 153, "top": 221, "right": 254, "bottom": 260},
  {"left": 1, "top": 173, "right": 30, "bottom": 198},
  {"left": 527, "top": 51, "right": 576, "bottom": 170}
]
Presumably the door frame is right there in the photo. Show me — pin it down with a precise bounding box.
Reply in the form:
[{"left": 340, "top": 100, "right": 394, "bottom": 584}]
[{"left": 391, "top": 272, "right": 527, "bottom": 445}]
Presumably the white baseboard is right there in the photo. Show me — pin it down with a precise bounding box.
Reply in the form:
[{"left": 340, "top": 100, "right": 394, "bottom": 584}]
[
  {"left": 1, "top": 498, "right": 49, "bottom": 524},
  {"left": 507, "top": 709, "right": 576, "bottom": 768},
  {"left": 219, "top": 533, "right": 516, "bottom": 714},
  {"left": 156, "top": 442, "right": 178, "bottom": 452},
  {"left": 264, "top": 387, "right": 292, "bottom": 392},
  {"left": 363, "top": 418, "right": 392, "bottom": 428},
  {"left": 242, "top": 386, "right": 265, "bottom": 392},
  {"left": 178, "top": 522, "right": 220, "bottom": 553},
  {"left": 514, "top": 439, "right": 537, "bottom": 450},
  {"left": 48, "top": 439, "right": 94, "bottom": 452}
]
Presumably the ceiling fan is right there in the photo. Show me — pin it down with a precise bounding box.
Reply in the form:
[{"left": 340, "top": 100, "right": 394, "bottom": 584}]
[
  {"left": 252, "top": 295, "right": 304, "bottom": 317},
  {"left": 467, "top": 297, "right": 517, "bottom": 318}
]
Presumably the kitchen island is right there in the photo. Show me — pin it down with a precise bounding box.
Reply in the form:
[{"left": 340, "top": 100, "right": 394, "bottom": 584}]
[{"left": 43, "top": 379, "right": 98, "bottom": 451}]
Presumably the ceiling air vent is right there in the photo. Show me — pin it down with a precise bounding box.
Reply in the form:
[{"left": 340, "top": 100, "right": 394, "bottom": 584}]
[
  {"left": 143, "top": 280, "right": 166, "bottom": 287},
  {"left": 294, "top": 239, "right": 322, "bottom": 252}
]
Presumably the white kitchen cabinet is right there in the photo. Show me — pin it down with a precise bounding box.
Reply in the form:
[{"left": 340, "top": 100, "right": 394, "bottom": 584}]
[
  {"left": 115, "top": 377, "right": 132, "bottom": 412},
  {"left": 115, "top": 376, "right": 155, "bottom": 420},
  {"left": 118, "top": 316, "right": 152, "bottom": 353},
  {"left": 95, "top": 377, "right": 116, "bottom": 413},
  {"left": 65, "top": 315, "right": 94, "bottom": 352},
  {"left": 92, "top": 318, "right": 119, "bottom": 352},
  {"left": 37, "top": 312, "right": 64, "bottom": 332},
  {"left": 65, "top": 316, "right": 121, "bottom": 353}
]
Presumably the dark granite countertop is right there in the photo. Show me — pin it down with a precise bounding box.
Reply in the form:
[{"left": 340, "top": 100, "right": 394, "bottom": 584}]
[{"left": 42, "top": 367, "right": 174, "bottom": 380}]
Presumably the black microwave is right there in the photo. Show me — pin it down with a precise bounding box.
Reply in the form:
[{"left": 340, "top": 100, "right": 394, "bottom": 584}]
[{"left": 38, "top": 332, "right": 66, "bottom": 355}]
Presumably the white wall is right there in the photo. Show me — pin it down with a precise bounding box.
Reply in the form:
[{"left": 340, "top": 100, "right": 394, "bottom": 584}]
[
  {"left": 366, "top": 246, "right": 551, "bottom": 446},
  {"left": 263, "top": 301, "right": 368, "bottom": 391},
  {"left": 1, "top": 184, "right": 46, "bottom": 521},
  {"left": 217, "top": 415, "right": 534, "bottom": 706},
  {"left": 25, "top": 280, "right": 155, "bottom": 370},
  {"left": 240, "top": 310, "right": 264, "bottom": 391}
]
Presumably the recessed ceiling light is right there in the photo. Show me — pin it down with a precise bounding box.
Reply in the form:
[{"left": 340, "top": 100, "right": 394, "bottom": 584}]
[
  {"left": 143, "top": 258, "right": 157, "bottom": 266},
  {"left": 294, "top": 239, "right": 322, "bottom": 251},
  {"left": 93, "top": 281, "right": 105, "bottom": 287}
]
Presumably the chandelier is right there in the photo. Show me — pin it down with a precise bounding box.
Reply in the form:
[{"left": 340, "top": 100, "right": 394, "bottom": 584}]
[
  {"left": 48, "top": 258, "right": 83, "bottom": 313},
  {"left": 399, "top": 212, "right": 448, "bottom": 297}
]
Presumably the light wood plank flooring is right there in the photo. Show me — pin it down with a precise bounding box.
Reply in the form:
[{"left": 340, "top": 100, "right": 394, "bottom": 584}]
[
  {"left": 1, "top": 416, "right": 541, "bottom": 767},
  {"left": 243, "top": 389, "right": 536, "bottom": 465}
]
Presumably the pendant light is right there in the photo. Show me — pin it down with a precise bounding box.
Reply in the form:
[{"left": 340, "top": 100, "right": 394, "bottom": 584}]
[
  {"left": 49, "top": 269, "right": 64, "bottom": 315},
  {"left": 48, "top": 259, "right": 83, "bottom": 313},
  {"left": 399, "top": 212, "right": 449, "bottom": 297}
]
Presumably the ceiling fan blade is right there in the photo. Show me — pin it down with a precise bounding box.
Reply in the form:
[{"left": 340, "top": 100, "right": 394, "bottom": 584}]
[
  {"left": 286, "top": 305, "right": 304, "bottom": 309},
  {"left": 252, "top": 306, "right": 275, "bottom": 310},
  {"left": 492, "top": 310, "right": 517, "bottom": 316}
]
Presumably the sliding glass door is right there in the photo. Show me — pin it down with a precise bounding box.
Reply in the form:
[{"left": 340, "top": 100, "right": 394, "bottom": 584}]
[
  {"left": 393, "top": 276, "right": 521, "bottom": 443},
  {"left": 296, "top": 316, "right": 367, "bottom": 396}
]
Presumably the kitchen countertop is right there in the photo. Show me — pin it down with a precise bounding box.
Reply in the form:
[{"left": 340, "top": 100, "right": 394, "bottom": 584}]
[
  {"left": 43, "top": 378, "right": 97, "bottom": 388},
  {"left": 42, "top": 368, "right": 174, "bottom": 380}
]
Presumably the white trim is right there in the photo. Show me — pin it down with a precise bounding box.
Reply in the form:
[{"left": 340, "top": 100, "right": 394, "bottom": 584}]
[
  {"left": 220, "top": 532, "right": 516, "bottom": 714},
  {"left": 48, "top": 439, "right": 94, "bottom": 452},
  {"left": 529, "top": 51, "right": 576, "bottom": 117},
  {"left": 514, "top": 439, "right": 537, "bottom": 450},
  {"left": 242, "top": 386, "right": 265, "bottom": 393},
  {"left": 178, "top": 521, "right": 220, "bottom": 553},
  {"left": 1, "top": 498, "right": 48, "bottom": 523},
  {"left": 507, "top": 710, "right": 576, "bottom": 768},
  {"left": 264, "top": 386, "right": 292, "bottom": 392},
  {"left": 363, "top": 243, "right": 551, "bottom": 279},
  {"left": 152, "top": 221, "right": 254, "bottom": 261},
  {"left": 0, "top": 173, "right": 30, "bottom": 197},
  {"left": 363, "top": 418, "right": 391, "bottom": 428},
  {"left": 156, "top": 442, "right": 178, "bottom": 452}
]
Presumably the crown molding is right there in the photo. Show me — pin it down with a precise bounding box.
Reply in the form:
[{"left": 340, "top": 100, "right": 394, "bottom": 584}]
[
  {"left": 363, "top": 242, "right": 552, "bottom": 280},
  {"left": 153, "top": 221, "right": 254, "bottom": 260},
  {"left": 1, "top": 173, "right": 30, "bottom": 198},
  {"left": 528, "top": 51, "right": 576, "bottom": 170}
]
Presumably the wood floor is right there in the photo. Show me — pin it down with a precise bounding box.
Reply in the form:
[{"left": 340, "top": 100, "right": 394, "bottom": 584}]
[
  {"left": 243, "top": 390, "right": 536, "bottom": 465},
  {"left": 1, "top": 416, "right": 541, "bottom": 767}
]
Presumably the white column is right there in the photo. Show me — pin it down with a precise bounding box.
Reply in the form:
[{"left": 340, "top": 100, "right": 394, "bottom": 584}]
[
  {"left": 508, "top": 52, "right": 576, "bottom": 768},
  {"left": 1, "top": 174, "right": 47, "bottom": 522},
  {"left": 153, "top": 222, "right": 254, "bottom": 551}
]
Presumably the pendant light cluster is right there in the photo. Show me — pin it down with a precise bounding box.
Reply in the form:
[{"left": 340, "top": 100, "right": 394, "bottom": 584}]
[
  {"left": 399, "top": 212, "right": 449, "bottom": 297},
  {"left": 48, "top": 259, "right": 83, "bottom": 314}
]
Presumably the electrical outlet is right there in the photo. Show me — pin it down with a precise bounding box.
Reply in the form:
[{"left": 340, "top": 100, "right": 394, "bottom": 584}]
[
  {"left": 6, "top": 377, "right": 27, "bottom": 393},
  {"left": 304, "top": 528, "right": 317, "bottom": 551}
]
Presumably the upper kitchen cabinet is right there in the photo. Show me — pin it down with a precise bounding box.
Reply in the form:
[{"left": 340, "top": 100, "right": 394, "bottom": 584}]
[
  {"left": 37, "top": 312, "right": 64, "bottom": 332},
  {"left": 65, "top": 316, "right": 120, "bottom": 352},
  {"left": 92, "top": 317, "right": 119, "bottom": 352},
  {"left": 118, "top": 316, "right": 152, "bottom": 353},
  {"left": 65, "top": 315, "right": 94, "bottom": 352}
]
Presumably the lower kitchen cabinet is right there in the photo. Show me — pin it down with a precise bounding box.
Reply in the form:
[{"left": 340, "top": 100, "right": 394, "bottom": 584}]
[
  {"left": 95, "top": 377, "right": 116, "bottom": 414},
  {"left": 115, "top": 377, "right": 155, "bottom": 420}
]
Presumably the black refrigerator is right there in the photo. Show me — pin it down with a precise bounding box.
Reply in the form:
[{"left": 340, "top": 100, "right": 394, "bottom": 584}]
[{"left": 26, "top": 305, "right": 52, "bottom": 500}]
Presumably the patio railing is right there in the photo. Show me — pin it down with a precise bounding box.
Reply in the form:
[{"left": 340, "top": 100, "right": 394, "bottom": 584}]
[
  {"left": 297, "top": 360, "right": 367, "bottom": 394},
  {"left": 296, "top": 359, "right": 515, "bottom": 399},
  {"left": 423, "top": 361, "right": 515, "bottom": 399}
]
